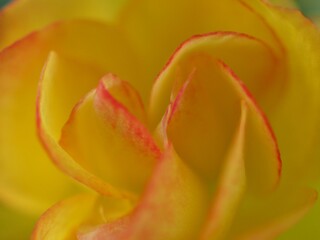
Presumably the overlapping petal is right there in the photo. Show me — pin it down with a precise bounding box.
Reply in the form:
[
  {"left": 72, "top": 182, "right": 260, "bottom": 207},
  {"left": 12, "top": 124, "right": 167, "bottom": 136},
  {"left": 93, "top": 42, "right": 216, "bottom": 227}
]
[
  {"left": 0, "top": 0, "right": 128, "bottom": 49},
  {"left": 0, "top": 20, "right": 143, "bottom": 213},
  {"left": 118, "top": 0, "right": 284, "bottom": 85},
  {"left": 59, "top": 74, "right": 160, "bottom": 195},
  {"left": 241, "top": 0, "right": 320, "bottom": 184},
  {"left": 1, "top": 0, "right": 320, "bottom": 238},
  {"left": 150, "top": 36, "right": 281, "bottom": 193},
  {"left": 121, "top": 0, "right": 320, "bottom": 187},
  {"left": 149, "top": 32, "right": 280, "bottom": 129}
]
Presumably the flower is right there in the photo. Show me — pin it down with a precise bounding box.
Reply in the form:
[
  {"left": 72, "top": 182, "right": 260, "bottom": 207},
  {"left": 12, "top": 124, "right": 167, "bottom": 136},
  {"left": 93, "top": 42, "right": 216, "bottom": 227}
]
[{"left": 0, "top": 0, "right": 320, "bottom": 239}]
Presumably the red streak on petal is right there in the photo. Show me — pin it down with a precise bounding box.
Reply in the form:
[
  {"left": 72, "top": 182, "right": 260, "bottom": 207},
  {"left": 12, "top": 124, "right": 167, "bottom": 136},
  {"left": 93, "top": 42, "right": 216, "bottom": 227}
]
[
  {"left": 96, "top": 80, "right": 162, "bottom": 160},
  {"left": 151, "top": 31, "right": 278, "bottom": 99},
  {"left": 217, "top": 60, "right": 282, "bottom": 181},
  {"left": 168, "top": 68, "right": 196, "bottom": 124}
]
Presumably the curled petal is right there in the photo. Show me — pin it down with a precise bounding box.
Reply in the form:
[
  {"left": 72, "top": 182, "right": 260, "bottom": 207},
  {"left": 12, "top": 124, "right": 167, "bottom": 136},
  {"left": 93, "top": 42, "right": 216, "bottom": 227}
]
[
  {"left": 118, "top": 0, "right": 283, "bottom": 83},
  {"left": 162, "top": 54, "right": 281, "bottom": 193},
  {"left": 59, "top": 74, "right": 160, "bottom": 194},
  {"left": 0, "top": 20, "right": 144, "bottom": 213},
  {"left": 242, "top": 0, "right": 320, "bottom": 184},
  {"left": 149, "top": 32, "right": 280, "bottom": 129},
  {"left": 37, "top": 52, "right": 160, "bottom": 199}
]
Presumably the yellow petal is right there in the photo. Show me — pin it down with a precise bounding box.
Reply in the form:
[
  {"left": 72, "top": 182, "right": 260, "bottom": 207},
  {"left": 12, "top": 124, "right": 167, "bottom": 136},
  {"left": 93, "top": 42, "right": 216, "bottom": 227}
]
[
  {"left": 0, "top": 0, "right": 127, "bottom": 49},
  {"left": 242, "top": 0, "right": 320, "bottom": 183},
  {"left": 0, "top": 20, "right": 142, "bottom": 213},
  {"left": 37, "top": 51, "right": 105, "bottom": 141},
  {"left": 154, "top": 50, "right": 281, "bottom": 193},
  {"left": 80, "top": 145, "right": 210, "bottom": 240},
  {"left": 149, "top": 32, "right": 279, "bottom": 129},
  {"left": 200, "top": 101, "right": 247, "bottom": 240},
  {"left": 59, "top": 74, "right": 160, "bottom": 195},
  {"left": 118, "top": 0, "right": 283, "bottom": 85},
  {"left": 31, "top": 194, "right": 96, "bottom": 240},
  {"left": 37, "top": 53, "right": 140, "bottom": 200},
  {"left": 0, "top": 40, "right": 75, "bottom": 215}
]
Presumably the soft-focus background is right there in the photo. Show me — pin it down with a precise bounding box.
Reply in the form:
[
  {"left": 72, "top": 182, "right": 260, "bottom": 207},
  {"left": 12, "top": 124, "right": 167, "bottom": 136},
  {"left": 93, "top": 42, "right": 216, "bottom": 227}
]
[
  {"left": 296, "top": 0, "right": 320, "bottom": 18},
  {"left": 0, "top": 0, "right": 9, "bottom": 8}
]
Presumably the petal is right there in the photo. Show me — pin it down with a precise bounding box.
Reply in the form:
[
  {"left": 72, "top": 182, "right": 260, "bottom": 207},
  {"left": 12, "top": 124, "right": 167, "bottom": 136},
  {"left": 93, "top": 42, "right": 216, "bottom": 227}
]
[
  {"left": 242, "top": 0, "right": 320, "bottom": 184},
  {"left": 37, "top": 53, "right": 146, "bottom": 200},
  {"left": 0, "top": 0, "right": 127, "bottom": 49},
  {"left": 161, "top": 54, "right": 281, "bottom": 193},
  {"left": 37, "top": 51, "right": 105, "bottom": 141},
  {"left": 0, "top": 45, "right": 75, "bottom": 215},
  {"left": 0, "top": 20, "right": 143, "bottom": 212},
  {"left": 59, "top": 74, "right": 160, "bottom": 195},
  {"left": 31, "top": 194, "right": 96, "bottom": 240},
  {"left": 200, "top": 101, "right": 247, "bottom": 240},
  {"left": 32, "top": 194, "right": 133, "bottom": 240},
  {"left": 118, "top": 0, "right": 284, "bottom": 83},
  {"left": 149, "top": 32, "right": 280, "bottom": 129},
  {"left": 79, "top": 143, "right": 210, "bottom": 240}
]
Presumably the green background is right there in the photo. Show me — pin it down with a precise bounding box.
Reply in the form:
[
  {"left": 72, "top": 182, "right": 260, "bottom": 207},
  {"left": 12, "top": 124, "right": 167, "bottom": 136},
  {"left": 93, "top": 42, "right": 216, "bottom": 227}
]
[{"left": 0, "top": 0, "right": 9, "bottom": 8}]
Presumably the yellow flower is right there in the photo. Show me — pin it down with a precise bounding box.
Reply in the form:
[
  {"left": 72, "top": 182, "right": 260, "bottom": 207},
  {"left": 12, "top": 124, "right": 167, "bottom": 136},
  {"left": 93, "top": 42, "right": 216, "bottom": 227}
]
[{"left": 0, "top": 0, "right": 320, "bottom": 239}]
